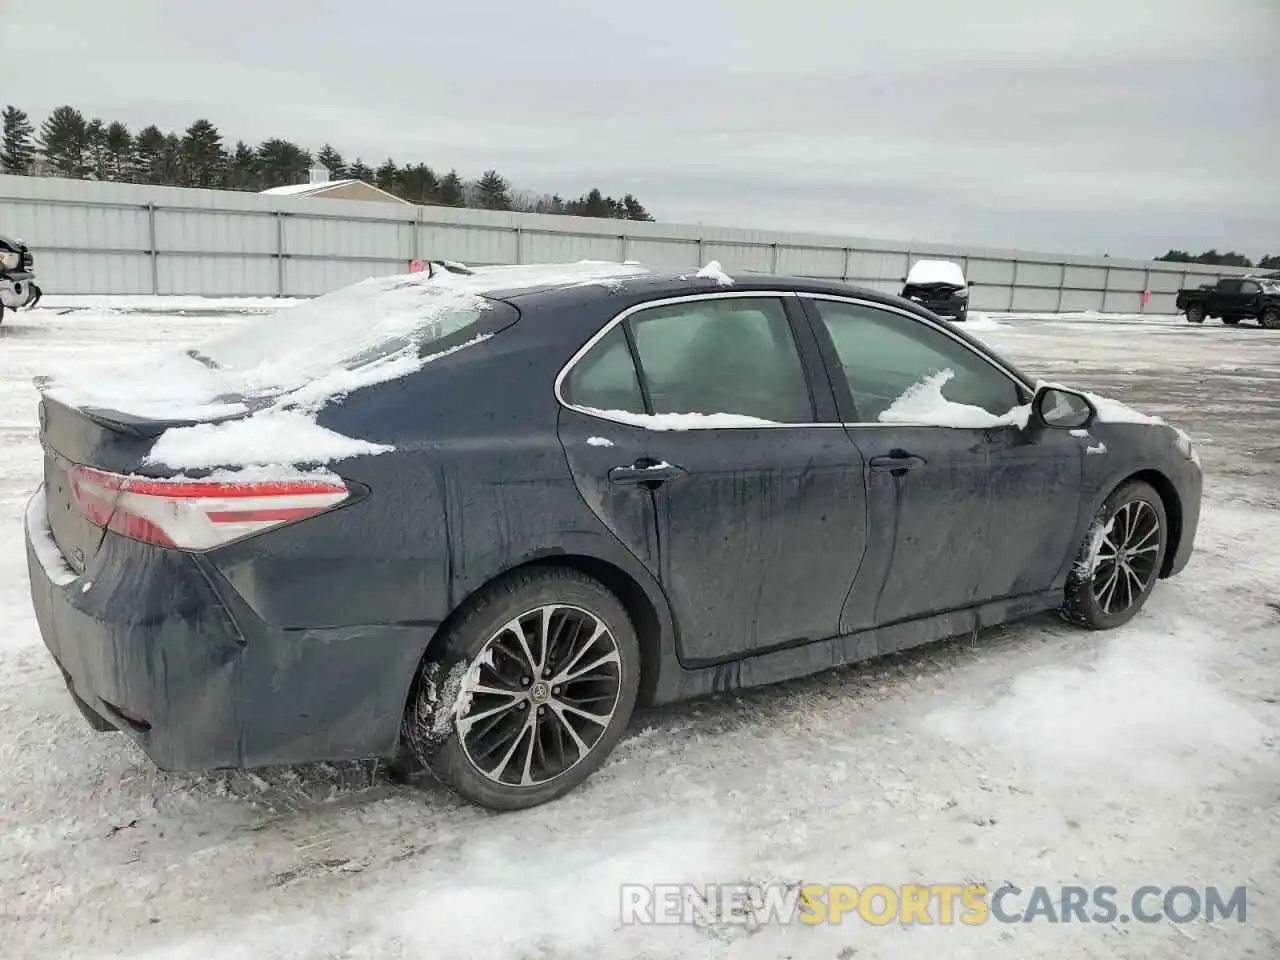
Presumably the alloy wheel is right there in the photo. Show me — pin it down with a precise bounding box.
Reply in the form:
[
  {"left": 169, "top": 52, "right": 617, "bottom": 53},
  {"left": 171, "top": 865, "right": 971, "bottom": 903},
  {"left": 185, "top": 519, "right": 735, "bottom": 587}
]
[
  {"left": 1090, "top": 500, "right": 1162, "bottom": 615},
  {"left": 455, "top": 604, "right": 623, "bottom": 787}
]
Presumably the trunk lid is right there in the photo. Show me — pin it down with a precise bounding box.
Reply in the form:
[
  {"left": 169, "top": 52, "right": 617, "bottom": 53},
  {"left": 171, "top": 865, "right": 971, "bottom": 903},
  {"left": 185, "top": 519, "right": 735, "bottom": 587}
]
[{"left": 33, "top": 269, "right": 530, "bottom": 568}]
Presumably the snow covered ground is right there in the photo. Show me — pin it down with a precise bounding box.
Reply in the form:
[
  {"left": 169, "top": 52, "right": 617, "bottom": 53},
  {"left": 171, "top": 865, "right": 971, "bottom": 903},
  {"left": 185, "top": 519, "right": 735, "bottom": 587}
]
[{"left": 1, "top": 301, "right": 1277, "bottom": 959}]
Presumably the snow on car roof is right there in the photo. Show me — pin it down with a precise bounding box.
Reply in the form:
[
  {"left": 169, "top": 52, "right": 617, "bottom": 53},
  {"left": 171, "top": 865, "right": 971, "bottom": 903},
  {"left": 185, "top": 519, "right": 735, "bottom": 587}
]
[{"left": 906, "top": 259, "right": 966, "bottom": 286}]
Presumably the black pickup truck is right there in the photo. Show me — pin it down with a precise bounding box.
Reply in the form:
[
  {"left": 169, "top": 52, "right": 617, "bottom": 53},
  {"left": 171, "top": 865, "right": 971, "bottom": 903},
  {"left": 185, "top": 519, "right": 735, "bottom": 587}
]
[{"left": 1175, "top": 276, "right": 1280, "bottom": 329}]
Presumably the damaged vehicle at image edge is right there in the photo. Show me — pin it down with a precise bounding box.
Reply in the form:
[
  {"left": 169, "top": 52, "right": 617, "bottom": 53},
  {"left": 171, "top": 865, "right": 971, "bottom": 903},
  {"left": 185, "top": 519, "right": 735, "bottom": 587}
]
[
  {"left": 900, "top": 258, "right": 970, "bottom": 323},
  {"left": 0, "top": 235, "right": 42, "bottom": 322},
  {"left": 25, "top": 260, "right": 1203, "bottom": 811}
]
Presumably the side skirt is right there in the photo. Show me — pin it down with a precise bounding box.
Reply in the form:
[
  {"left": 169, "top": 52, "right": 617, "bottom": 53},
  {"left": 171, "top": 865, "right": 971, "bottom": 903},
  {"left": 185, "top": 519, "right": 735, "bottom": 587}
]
[{"left": 649, "top": 589, "right": 1062, "bottom": 705}]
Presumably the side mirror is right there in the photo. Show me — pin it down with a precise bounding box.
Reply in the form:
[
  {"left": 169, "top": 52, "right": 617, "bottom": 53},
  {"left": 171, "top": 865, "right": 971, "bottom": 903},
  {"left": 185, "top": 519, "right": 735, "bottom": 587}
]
[{"left": 1031, "top": 385, "right": 1096, "bottom": 431}]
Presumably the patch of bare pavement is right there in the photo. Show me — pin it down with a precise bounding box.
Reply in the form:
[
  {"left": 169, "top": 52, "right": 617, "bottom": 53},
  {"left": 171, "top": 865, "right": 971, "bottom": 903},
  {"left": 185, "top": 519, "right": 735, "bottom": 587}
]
[{"left": 1, "top": 306, "right": 1277, "bottom": 960}]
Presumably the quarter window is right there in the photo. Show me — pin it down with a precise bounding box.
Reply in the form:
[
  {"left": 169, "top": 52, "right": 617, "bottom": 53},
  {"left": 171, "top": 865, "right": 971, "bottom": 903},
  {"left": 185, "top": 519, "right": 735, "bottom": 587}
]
[
  {"left": 561, "top": 325, "right": 645, "bottom": 414},
  {"left": 628, "top": 297, "right": 813, "bottom": 422},
  {"left": 810, "top": 300, "right": 1021, "bottom": 421}
]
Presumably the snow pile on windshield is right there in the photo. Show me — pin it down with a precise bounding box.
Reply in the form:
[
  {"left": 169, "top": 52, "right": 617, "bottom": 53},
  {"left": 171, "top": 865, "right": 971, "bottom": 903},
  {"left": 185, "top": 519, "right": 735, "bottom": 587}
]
[
  {"left": 906, "top": 259, "right": 966, "bottom": 287},
  {"left": 880, "top": 372, "right": 1185, "bottom": 435},
  {"left": 878, "top": 369, "right": 1030, "bottom": 429}
]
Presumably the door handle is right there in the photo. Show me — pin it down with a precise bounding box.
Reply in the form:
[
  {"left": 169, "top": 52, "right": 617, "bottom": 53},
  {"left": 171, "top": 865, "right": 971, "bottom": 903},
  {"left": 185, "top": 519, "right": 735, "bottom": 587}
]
[
  {"left": 869, "top": 452, "right": 927, "bottom": 476},
  {"left": 608, "top": 459, "right": 685, "bottom": 485}
]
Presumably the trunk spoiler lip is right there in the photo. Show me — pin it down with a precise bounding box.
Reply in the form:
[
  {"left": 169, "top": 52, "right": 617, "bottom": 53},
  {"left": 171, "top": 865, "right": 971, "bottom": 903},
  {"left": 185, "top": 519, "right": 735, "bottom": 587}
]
[{"left": 34, "top": 380, "right": 257, "bottom": 439}]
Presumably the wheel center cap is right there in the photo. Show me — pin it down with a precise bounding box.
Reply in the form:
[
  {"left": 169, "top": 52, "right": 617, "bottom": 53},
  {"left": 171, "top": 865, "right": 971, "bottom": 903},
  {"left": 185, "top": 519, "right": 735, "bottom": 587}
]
[{"left": 530, "top": 681, "right": 551, "bottom": 704}]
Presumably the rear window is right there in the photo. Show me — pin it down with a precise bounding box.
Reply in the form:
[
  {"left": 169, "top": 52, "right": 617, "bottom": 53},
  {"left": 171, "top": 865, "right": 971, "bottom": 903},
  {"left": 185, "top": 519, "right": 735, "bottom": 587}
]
[{"left": 190, "top": 276, "right": 517, "bottom": 389}]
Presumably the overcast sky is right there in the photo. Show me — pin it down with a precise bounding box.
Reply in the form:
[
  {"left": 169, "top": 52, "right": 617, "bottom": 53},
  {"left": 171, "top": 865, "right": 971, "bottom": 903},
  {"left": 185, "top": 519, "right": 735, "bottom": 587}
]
[{"left": 3, "top": 0, "right": 1276, "bottom": 258}]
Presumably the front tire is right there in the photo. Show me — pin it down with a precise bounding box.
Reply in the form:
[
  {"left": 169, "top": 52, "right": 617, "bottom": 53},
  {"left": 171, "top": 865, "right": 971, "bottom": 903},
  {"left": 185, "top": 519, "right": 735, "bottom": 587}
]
[
  {"left": 1061, "top": 481, "right": 1168, "bottom": 630},
  {"left": 1185, "top": 303, "right": 1206, "bottom": 324},
  {"left": 401, "top": 567, "right": 640, "bottom": 811},
  {"left": 1261, "top": 307, "right": 1280, "bottom": 330}
]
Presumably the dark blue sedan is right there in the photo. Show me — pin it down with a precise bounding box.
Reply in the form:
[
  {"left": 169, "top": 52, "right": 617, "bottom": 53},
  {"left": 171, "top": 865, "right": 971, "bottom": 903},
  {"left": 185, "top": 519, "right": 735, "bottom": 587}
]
[{"left": 25, "top": 260, "right": 1202, "bottom": 810}]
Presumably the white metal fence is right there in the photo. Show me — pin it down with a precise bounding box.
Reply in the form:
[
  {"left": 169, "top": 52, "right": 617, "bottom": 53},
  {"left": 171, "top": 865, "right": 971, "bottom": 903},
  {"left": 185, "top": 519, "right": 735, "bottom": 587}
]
[{"left": 0, "top": 174, "right": 1252, "bottom": 314}]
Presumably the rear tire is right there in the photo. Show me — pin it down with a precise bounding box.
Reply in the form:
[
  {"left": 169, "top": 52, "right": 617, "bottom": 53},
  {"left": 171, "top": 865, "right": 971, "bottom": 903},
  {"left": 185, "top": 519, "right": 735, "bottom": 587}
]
[
  {"left": 1061, "top": 481, "right": 1168, "bottom": 630},
  {"left": 401, "top": 567, "right": 640, "bottom": 811},
  {"left": 1261, "top": 307, "right": 1280, "bottom": 330},
  {"left": 1185, "top": 303, "right": 1206, "bottom": 324}
]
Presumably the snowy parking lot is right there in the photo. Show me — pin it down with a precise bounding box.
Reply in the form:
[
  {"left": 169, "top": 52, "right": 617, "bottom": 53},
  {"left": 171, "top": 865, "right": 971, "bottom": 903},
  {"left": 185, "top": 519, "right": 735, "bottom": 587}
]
[{"left": 1, "top": 300, "right": 1277, "bottom": 959}]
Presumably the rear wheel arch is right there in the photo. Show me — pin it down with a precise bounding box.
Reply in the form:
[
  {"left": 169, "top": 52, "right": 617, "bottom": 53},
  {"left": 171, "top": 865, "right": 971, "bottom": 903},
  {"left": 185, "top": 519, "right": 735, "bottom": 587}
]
[
  {"left": 519, "top": 554, "right": 667, "bottom": 707},
  {"left": 413, "top": 552, "right": 670, "bottom": 713}
]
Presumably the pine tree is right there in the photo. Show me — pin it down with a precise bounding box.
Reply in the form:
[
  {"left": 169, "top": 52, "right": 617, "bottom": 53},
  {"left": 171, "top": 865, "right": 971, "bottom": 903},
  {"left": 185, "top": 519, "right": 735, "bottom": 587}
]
[
  {"left": 38, "top": 105, "right": 91, "bottom": 178},
  {"left": 374, "top": 158, "right": 399, "bottom": 194},
  {"left": 256, "top": 138, "right": 310, "bottom": 188},
  {"left": 225, "top": 141, "right": 259, "bottom": 190},
  {"left": 398, "top": 162, "right": 438, "bottom": 204},
  {"left": 566, "top": 188, "right": 612, "bottom": 218},
  {"left": 85, "top": 119, "right": 109, "bottom": 180},
  {"left": 133, "top": 126, "right": 167, "bottom": 183},
  {"left": 159, "top": 133, "right": 184, "bottom": 185},
  {"left": 436, "top": 169, "right": 466, "bottom": 206},
  {"left": 1, "top": 106, "right": 36, "bottom": 174},
  {"left": 181, "top": 119, "right": 226, "bottom": 187},
  {"left": 348, "top": 158, "right": 374, "bottom": 183},
  {"left": 622, "top": 194, "right": 653, "bottom": 221},
  {"left": 316, "top": 144, "right": 345, "bottom": 179},
  {"left": 474, "top": 169, "right": 512, "bottom": 210},
  {"left": 104, "top": 121, "right": 133, "bottom": 180}
]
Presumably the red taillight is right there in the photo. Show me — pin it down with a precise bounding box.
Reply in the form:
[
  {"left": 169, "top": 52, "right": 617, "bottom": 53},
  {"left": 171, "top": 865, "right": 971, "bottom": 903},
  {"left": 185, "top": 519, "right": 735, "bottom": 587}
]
[{"left": 68, "top": 465, "right": 350, "bottom": 550}]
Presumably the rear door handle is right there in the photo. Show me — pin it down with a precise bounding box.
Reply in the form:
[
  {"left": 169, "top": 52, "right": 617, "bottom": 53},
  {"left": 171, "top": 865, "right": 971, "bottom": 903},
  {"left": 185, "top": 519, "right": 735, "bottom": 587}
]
[
  {"left": 608, "top": 459, "right": 685, "bottom": 485},
  {"left": 869, "top": 453, "right": 927, "bottom": 475}
]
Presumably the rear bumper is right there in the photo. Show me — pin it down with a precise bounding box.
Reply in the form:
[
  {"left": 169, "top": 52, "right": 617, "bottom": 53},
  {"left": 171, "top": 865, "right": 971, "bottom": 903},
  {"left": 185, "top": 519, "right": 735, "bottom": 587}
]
[{"left": 25, "top": 486, "right": 432, "bottom": 771}]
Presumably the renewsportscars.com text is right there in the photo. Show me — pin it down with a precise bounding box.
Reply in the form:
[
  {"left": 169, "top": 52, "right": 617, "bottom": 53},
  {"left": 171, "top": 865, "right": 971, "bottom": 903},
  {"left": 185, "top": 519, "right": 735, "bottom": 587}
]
[{"left": 620, "top": 882, "right": 1248, "bottom": 927}]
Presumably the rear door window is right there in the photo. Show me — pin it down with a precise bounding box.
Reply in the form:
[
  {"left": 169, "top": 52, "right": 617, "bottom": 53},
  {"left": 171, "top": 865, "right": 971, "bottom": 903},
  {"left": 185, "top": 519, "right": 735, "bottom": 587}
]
[{"left": 628, "top": 297, "right": 813, "bottom": 422}]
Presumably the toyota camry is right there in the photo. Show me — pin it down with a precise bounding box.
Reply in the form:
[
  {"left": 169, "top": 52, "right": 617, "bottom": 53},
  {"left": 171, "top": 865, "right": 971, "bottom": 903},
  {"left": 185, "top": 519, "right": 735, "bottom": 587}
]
[{"left": 26, "top": 260, "right": 1202, "bottom": 810}]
